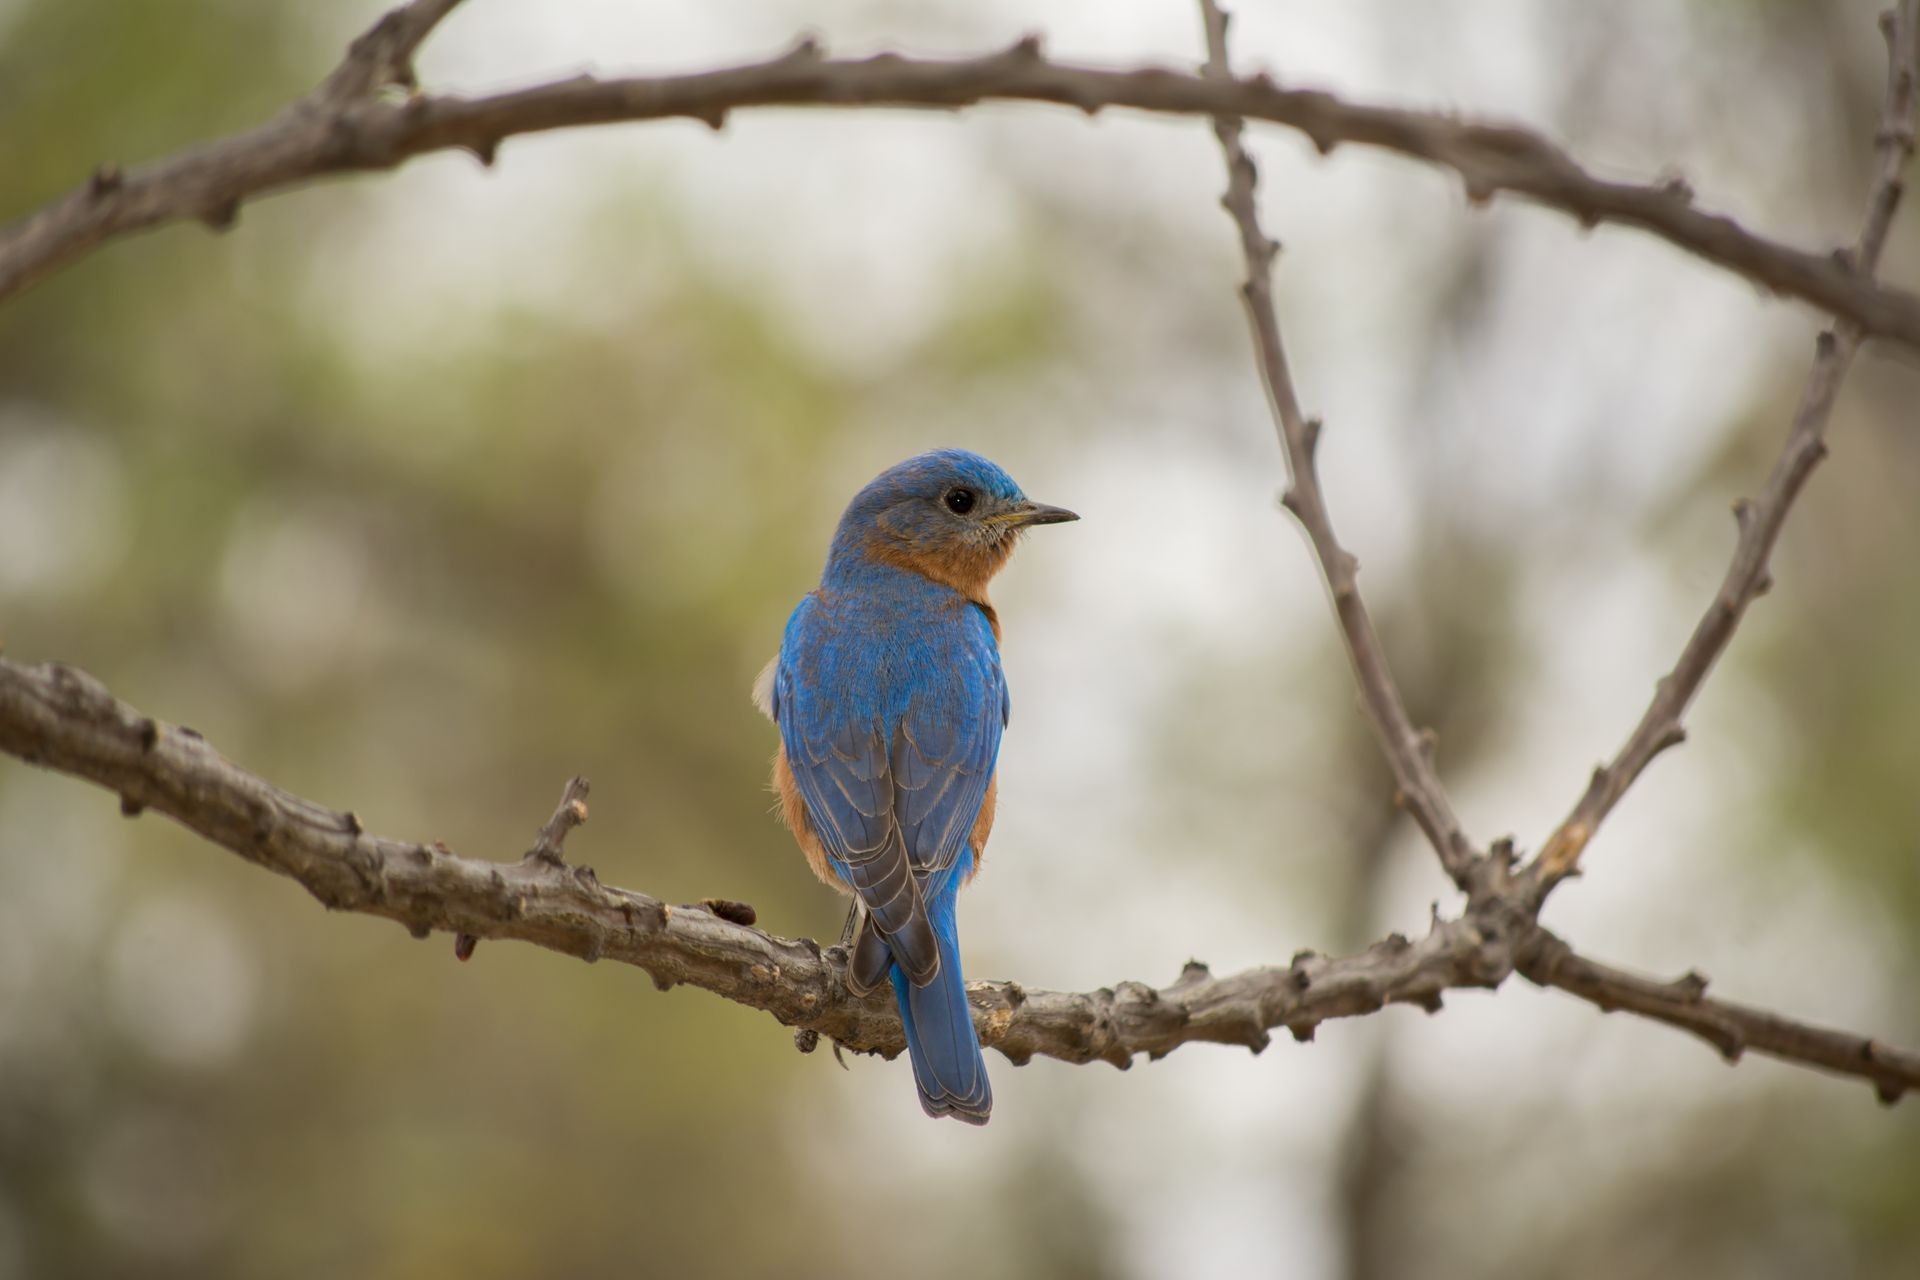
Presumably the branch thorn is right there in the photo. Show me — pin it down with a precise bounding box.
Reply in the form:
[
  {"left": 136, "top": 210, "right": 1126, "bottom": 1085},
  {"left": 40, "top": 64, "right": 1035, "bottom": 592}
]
[
  {"left": 524, "top": 776, "right": 589, "bottom": 868},
  {"left": 200, "top": 199, "right": 239, "bottom": 232},
  {"left": 1301, "top": 416, "right": 1323, "bottom": 459}
]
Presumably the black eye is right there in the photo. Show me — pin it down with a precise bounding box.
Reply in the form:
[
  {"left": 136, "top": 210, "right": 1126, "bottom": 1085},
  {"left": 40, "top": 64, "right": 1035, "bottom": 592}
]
[{"left": 943, "top": 488, "right": 977, "bottom": 515}]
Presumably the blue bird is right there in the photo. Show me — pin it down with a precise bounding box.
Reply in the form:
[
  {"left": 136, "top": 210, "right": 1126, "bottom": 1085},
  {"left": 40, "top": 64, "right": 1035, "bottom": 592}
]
[{"left": 753, "top": 449, "right": 1076, "bottom": 1124}]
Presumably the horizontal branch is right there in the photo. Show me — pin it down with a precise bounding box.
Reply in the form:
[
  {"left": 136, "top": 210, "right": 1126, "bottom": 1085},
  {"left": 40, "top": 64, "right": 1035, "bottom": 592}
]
[
  {"left": 2, "top": 3, "right": 1919, "bottom": 356},
  {"left": 0, "top": 655, "right": 1504, "bottom": 1065},
  {"left": 1, "top": 653, "right": 1914, "bottom": 1099},
  {"left": 1518, "top": 929, "right": 1920, "bottom": 1105}
]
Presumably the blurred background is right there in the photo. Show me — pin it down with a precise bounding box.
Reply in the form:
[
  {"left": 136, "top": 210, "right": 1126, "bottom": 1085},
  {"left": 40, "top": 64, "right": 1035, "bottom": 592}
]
[{"left": 3, "top": 0, "right": 1918, "bottom": 1276}]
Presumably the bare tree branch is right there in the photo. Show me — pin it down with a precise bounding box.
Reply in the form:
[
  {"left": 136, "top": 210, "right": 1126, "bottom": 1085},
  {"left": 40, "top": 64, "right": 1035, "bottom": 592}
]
[
  {"left": 1527, "top": 0, "right": 1920, "bottom": 898},
  {"left": 3, "top": 654, "right": 1915, "bottom": 1097},
  {"left": 1517, "top": 931, "right": 1919, "bottom": 1106},
  {"left": 1198, "top": 0, "right": 1478, "bottom": 889},
  {"left": 318, "top": 0, "right": 470, "bottom": 102},
  {"left": 0, "top": 654, "right": 1503, "bottom": 1064},
  {"left": 1192, "top": 1, "right": 1920, "bottom": 1109},
  {"left": 4, "top": 1, "right": 1920, "bottom": 355}
]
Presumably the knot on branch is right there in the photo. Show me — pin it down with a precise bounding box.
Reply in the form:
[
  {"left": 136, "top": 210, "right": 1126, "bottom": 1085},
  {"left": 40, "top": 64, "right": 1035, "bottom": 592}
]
[
  {"left": 1658, "top": 172, "right": 1696, "bottom": 204},
  {"left": 783, "top": 34, "right": 824, "bottom": 66},
  {"left": 699, "top": 897, "right": 759, "bottom": 926},
  {"left": 1002, "top": 33, "right": 1045, "bottom": 64},
  {"left": 523, "top": 776, "right": 590, "bottom": 868}
]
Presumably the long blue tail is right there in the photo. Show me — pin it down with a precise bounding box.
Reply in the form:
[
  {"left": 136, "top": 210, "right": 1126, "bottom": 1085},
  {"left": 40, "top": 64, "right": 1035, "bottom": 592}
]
[{"left": 889, "top": 897, "right": 991, "bottom": 1125}]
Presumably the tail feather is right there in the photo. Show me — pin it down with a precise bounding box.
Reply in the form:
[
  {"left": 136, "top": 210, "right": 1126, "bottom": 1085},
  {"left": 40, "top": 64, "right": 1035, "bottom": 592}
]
[
  {"left": 890, "top": 910, "right": 991, "bottom": 1125},
  {"left": 847, "top": 918, "right": 893, "bottom": 996}
]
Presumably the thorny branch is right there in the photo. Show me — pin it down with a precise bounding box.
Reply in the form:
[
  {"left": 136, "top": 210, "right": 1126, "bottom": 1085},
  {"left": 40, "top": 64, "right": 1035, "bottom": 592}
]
[
  {"left": 1198, "top": 1, "right": 1476, "bottom": 891},
  {"left": 1196, "top": 0, "right": 1920, "bottom": 1108},
  {"left": 0, "top": 0, "right": 1915, "bottom": 1110},
  {"left": 3, "top": 654, "right": 1917, "bottom": 1098},
  {"left": 1526, "top": 0, "right": 1920, "bottom": 901},
  {"left": 4, "top": 0, "right": 1920, "bottom": 356}
]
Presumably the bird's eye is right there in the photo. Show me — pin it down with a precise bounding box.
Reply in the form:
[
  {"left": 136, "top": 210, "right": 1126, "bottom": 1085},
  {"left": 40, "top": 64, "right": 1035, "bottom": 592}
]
[{"left": 943, "top": 488, "right": 977, "bottom": 515}]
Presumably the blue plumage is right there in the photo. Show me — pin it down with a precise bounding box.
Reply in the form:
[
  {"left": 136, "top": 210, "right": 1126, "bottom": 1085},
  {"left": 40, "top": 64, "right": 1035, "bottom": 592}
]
[{"left": 757, "top": 449, "right": 1076, "bottom": 1124}]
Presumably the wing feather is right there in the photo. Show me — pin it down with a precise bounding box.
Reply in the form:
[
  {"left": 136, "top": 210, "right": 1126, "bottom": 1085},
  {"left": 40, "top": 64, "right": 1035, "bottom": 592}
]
[{"left": 772, "top": 597, "right": 1006, "bottom": 980}]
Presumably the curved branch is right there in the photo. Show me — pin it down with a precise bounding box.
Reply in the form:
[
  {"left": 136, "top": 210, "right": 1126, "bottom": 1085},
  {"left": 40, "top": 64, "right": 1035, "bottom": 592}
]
[
  {"left": 1199, "top": 1, "right": 1477, "bottom": 886},
  {"left": 1528, "top": 0, "right": 1920, "bottom": 897},
  {"left": 1, "top": 654, "right": 1913, "bottom": 1097},
  {"left": 3, "top": 2, "right": 1920, "bottom": 355},
  {"left": 1189, "top": 2, "right": 1920, "bottom": 1109}
]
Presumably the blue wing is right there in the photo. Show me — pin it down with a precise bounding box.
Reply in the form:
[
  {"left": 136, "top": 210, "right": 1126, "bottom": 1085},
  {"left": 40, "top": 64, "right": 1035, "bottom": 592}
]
[
  {"left": 773, "top": 597, "right": 1005, "bottom": 980},
  {"left": 892, "top": 609, "right": 1004, "bottom": 897}
]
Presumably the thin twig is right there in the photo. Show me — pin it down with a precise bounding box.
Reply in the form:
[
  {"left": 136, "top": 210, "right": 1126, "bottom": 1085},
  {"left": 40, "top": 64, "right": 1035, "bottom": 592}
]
[
  {"left": 319, "top": 0, "right": 470, "bottom": 102},
  {"left": 4, "top": 4, "right": 1920, "bottom": 351},
  {"left": 456, "top": 772, "right": 590, "bottom": 960},
  {"left": 1198, "top": 0, "right": 1478, "bottom": 887},
  {"left": 1518, "top": 930, "right": 1917, "bottom": 1105},
  {"left": 1528, "top": 0, "right": 1920, "bottom": 899},
  {"left": 523, "top": 775, "right": 590, "bottom": 867},
  {"left": 3, "top": 654, "right": 1916, "bottom": 1095}
]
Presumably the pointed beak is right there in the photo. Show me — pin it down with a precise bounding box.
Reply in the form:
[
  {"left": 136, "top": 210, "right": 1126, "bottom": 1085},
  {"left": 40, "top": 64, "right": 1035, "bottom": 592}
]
[{"left": 1013, "top": 501, "right": 1080, "bottom": 528}]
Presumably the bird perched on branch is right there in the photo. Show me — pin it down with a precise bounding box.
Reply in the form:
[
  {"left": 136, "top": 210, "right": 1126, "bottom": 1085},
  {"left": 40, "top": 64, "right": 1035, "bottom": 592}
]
[{"left": 753, "top": 449, "right": 1077, "bottom": 1124}]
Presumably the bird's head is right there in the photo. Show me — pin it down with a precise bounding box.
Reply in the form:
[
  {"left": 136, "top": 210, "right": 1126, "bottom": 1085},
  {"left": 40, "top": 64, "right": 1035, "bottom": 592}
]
[{"left": 830, "top": 448, "right": 1077, "bottom": 600}]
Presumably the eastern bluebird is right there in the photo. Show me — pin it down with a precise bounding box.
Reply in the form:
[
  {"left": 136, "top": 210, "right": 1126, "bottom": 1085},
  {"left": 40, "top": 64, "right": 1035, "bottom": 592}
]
[{"left": 753, "top": 449, "right": 1076, "bottom": 1124}]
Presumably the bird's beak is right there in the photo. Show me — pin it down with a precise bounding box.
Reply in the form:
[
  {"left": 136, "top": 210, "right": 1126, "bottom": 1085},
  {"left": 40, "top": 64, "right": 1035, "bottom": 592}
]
[{"left": 1011, "top": 502, "right": 1080, "bottom": 528}]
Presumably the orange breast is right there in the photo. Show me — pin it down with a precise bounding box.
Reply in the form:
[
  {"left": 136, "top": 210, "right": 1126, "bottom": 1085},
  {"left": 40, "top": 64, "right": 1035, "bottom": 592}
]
[
  {"left": 966, "top": 775, "right": 998, "bottom": 883},
  {"left": 772, "top": 745, "right": 844, "bottom": 892}
]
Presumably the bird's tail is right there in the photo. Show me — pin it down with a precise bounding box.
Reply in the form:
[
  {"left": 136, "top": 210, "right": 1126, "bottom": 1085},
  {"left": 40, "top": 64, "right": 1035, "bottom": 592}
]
[{"left": 888, "top": 899, "right": 991, "bottom": 1126}]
